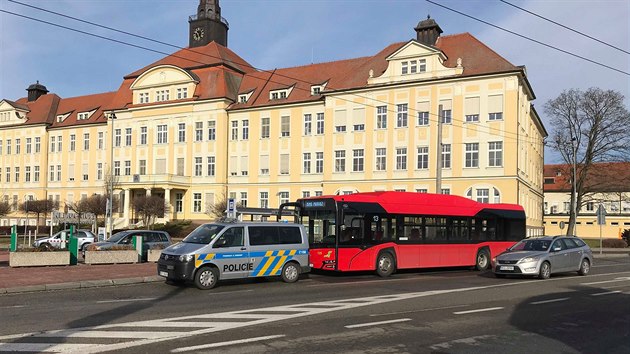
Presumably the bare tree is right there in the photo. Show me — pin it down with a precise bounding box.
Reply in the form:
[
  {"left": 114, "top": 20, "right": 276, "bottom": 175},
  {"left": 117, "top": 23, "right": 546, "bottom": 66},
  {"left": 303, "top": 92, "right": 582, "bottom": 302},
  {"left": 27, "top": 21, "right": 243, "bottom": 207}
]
[
  {"left": 133, "top": 195, "right": 166, "bottom": 229},
  {"left": 67, "top": 194, "right": 108, "bottom": 226},
  {"left": 545, "top": 88, "right": 630, "bottom": 235},
  {"left": 205, "top": 192, "right": 243, "bottom": 219},
  {"left": 0, "top": 200, "right": 10, "bottom": 218},
  {"left": 21, "top": 199, "right": 59, "bottom": 235}
]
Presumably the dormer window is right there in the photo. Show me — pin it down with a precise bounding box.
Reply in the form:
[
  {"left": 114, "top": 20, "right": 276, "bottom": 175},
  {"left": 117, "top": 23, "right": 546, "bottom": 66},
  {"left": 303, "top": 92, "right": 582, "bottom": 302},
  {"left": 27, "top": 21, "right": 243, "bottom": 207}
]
[
  {"left": 238, "top": 90, "right": 254, "bottom": 104},
  {"left": 176, "top": 88, "right": 188, "bottom": 99},
  {"left": 410, "top": 60, "right": 417, "bottom": 73},
  {"left": 139, "top": 92, "right": 149, "bottom": 104},
  {"left": 312, "top": 87, "right": 321, "bottom": 95},
  {"left": 77, "top": 112, "right": 89, "bottom": 120},
  {"left": 155, "top": 90, "right": 170, "bottom": 102},
  {"left": 56, "top": 113, "right": 70, "bottom": 123},
  {"left": 402, "top": 61, "right": 408, "bottom": 75},
  {"left": 402, "top": 59, "right": 426, "bottom": 75},
  {"left": 419, "top": 59, "right": 426, "bottom": 72},
  {"left": 270, "top": 88, "right": 291, "bottom": 100}
]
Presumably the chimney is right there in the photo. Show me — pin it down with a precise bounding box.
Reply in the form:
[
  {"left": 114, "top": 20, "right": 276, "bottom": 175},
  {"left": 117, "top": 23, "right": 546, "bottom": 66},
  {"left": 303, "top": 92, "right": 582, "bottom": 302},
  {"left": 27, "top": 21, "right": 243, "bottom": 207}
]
[
  {"left": 415, "top": 15, "right": 443, "bottom": 46},
  {"left": 26, "top": 81, "right": 48, "bottom": 102}
]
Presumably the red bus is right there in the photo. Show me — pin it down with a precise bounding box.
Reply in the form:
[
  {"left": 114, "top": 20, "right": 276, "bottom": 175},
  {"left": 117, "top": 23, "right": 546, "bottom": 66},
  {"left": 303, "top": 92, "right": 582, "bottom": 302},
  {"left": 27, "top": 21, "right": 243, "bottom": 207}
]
[{"left": 279, "top": 191, "right": 526, "bottom": 276}]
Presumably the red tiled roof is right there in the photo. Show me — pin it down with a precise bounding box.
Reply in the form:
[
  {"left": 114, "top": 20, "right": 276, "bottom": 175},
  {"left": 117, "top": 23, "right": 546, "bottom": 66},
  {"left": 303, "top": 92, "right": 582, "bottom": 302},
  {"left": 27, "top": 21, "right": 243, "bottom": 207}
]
[
  {"left": 544, "top": 162, "right": 630, "bottom": 192},
  {"left": 14, "top": 94, "right": 61, "bottom": 126},
  {"left": 230, "top": 33, "right": 523, "bottom": 110},
  {"left": 50, "top": 92, "right": 116, "bottom": 128}
]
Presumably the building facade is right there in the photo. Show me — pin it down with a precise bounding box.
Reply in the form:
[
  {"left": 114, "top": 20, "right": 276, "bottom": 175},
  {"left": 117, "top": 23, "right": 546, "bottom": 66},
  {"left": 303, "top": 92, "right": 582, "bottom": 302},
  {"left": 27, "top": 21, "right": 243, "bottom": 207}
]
[
  {"left": 543, "top": 162, "right": 630, "bottom": 238},
  {"left": 0, "top": 1, "right": 546, "bottom": 235}
]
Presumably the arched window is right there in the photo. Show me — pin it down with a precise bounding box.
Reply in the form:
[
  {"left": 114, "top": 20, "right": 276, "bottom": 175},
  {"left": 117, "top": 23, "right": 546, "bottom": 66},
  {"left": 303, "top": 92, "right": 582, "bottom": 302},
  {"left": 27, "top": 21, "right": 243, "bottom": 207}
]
[
  {"left": 493, "top": 188, "right": 501, "bottom": 203},
  {"left": 465, "top": 188, "right": 473, "bottom": 199}
]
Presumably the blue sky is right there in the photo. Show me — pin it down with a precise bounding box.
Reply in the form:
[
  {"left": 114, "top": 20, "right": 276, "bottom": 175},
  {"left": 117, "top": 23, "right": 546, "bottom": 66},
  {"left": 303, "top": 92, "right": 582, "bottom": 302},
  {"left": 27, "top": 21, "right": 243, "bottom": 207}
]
[{"left": 1, "top": 0, "right": 629, "bottom": 162}]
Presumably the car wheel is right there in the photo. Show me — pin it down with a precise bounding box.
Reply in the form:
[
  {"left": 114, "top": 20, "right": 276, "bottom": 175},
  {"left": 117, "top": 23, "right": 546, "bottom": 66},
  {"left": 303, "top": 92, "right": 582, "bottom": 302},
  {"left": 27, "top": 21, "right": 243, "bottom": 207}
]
[
  {"left": 194, "top": 266, "right": 218, "bottom": 290},
  {"left": 39, "top": 242, "right": 52, "bottom": 251},
  {"left": 578, "top": 258, "right": 590, "bottom": 276},
  {"left": 81, "top": 243, "right": 91, "bottom": 251},
  {"left": 539, "top": 261, "right": 551, "bottom": 279},
  {"left": 376, "top": 252, "right": 395, "bottom": 277},
  {"left": 281, "top": 262, "right": 300, "bottom": 283},
  {"left": 475, "top": 249, "right": 490, "bottom": 271}
]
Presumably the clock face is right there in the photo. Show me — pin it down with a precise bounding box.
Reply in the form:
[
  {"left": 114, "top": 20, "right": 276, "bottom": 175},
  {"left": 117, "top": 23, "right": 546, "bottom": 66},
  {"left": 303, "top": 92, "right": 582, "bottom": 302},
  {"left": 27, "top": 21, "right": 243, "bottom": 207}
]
[{"left": 193, "top": 27, "right": 205, "bottom": 41}]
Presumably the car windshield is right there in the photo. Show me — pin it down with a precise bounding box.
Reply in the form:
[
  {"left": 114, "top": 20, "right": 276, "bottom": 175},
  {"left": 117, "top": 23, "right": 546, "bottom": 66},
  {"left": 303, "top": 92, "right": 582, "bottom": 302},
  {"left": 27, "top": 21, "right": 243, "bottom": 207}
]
[
  {"left": 107, "top": 231, "right": 130, "bottom": 243},
  {"left": 182, "top": 224, "right": 225, "bottom": 244},
  {"left": 510, "top": 239, "right": 551, "bottom": 252}
]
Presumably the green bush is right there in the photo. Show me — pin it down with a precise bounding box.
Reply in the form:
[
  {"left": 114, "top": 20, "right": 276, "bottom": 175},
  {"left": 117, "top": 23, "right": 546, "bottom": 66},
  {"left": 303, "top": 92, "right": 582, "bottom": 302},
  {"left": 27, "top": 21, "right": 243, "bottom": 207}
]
[{"left": 153, "top": 220, "right": 198, "bottom": 239}]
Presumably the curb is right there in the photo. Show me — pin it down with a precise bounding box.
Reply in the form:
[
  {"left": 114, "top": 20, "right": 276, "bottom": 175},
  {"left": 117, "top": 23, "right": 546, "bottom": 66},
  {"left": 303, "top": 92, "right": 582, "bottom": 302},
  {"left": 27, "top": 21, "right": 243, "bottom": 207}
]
[{"left": 0, "top": 275, "right": 163, "bottom": 295}]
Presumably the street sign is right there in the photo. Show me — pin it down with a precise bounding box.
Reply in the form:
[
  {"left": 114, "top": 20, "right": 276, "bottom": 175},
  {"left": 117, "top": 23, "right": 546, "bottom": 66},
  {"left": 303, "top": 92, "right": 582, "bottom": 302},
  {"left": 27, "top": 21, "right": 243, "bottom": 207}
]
[
  {"left": 559, "top": 221, "right": 565, "bottom": 230},
  {"left": 227, "top": 198, "right": 236, "bottom": 219},
  {"left": 597, "top": 205, "right": 606, "bottom": 225}
]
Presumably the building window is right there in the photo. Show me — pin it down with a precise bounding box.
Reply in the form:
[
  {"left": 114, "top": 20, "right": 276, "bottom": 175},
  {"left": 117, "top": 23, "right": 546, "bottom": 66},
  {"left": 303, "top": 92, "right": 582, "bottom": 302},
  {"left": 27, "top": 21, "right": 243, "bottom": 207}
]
[
  {"left": 140, "top": 126, "right": 147, "bottom": 145},
  {"left": 123, "top": 128, "right": 131, "bottom": 146},
  {"left": 207, "top": 156, "right": 215, "bottom": 176},
  {"left": 156, "top": 90, "right": 170, "bottom": 102},
  {"left": 410, "top": 60, "right": 417, "bottom": 74},
  {"left": 190, "top": 122, "right": 201, "bottom": 142},
  {"left": 8, "top": 167, "right": 13, "bottom": 183},
  {"left": 231, "top": 121, "right": 238, "bottom": 140},
  {"left": 25, "top": 166, "right": 31, "bottom": 182},
  {"left": 489, "top": 141, "right": 503, "bottom": 167},
  {"left": 34, "top": 166, "right": 40, "bottom": 182},
  {"left": 493, "top": 188, "right": 501, "bottom": 203},
  {"left": 353, "top": 123, "right": 365, "bottom": 132},
  {"left": 476, "top": 189, "right": 489, "bottom": 203},
  {"left": 279, "top": 191, "right": 289, "bottom": 205},
  {"left": 419, "top": 59, "right": 426, "bottom": 72},
  {"left": 193, "top": 193, "right": 202, "bottom": 213},
  {"left": 114, "top": 129, "right": 121, "bottom": 147},
  {"left": 396, "top": 104, "right": 408, "bottom": 128},
  {"left": 442, "top": 144, "right": 451, "bottom": 168},
  {"left": 25, "top": 138, "right": 31, "bottom": 154},
  {"left": 16, "top": 138, "right": 22, "bottom": 154},
  {"left": 56, "top": 165, "right": 62, "bottom": 182},
  {"left": 194, "top": 157, "right": 202, "bottom": 176},
  {"left": 177, "top": 87, "right": 188, "bottom": 99},
  {"left": 401, "top": 61, "right": 408, "bottom": 75},
  {"left": 50, "top": 137, "right": 55, "bottom": 153},
  {"left": 139, "top": 92, "right": 149, "bottom": 104},
  {"left": 489, "top": 112, "right": 503, "bottom": 121},
  {"left": 35, "top": 137, "right": 40, "bottom": 153},
  {"left": 280, "top": 154, "right": 290, "bottom": 175},
  {"left": 98, "top": 132, "right": 104, "bottom": 150},
  {"left": 281, "top": 116, "right": 290, "bottom": 137},
  {"left": 114, "top": 161, "right": 120, "bottom": 176},
  {"left": 242, "top": 120, "right": 249, "bottom": 140},
  {"left": 334, "top": 150, "right": 346, "bottom": 173},
  {"left": 396, "top": 147, "right": 407, "bottom": 170},
  {"left": 240, "top": 192, "right": 248, "bottom": 207},
  {"left": 465, "top": 97, "right": 480, "bottom": 122},
  {"left": 261, "top": 118, "right": 270, "bottom": 138},
  {"left": 303, "top": 153, "right": 311, "bottom": 174},
  {"left": 138, "top": 160, "right": 146, "bottom": 175},
  {"left": 417, "top": 146, "right": 428, "bottom": 169},
  {"left": 488, "top": 95, "right": 504, "bottom": 121},
  {"left": 83, "top": 133, "right": 90, "bottom": 150},
  {"left": 207, "top": 121, "right": 216, "bottom": 141},
  {"left": 375, "top": 148, "right": 387, "bottom": 171},
  {"left": 353, "top": 149, "right": 364, "bottom": 172},
  {"left": 157, "top": 125, "right": 168, "bottom": 144},
  {"left": 417, "top": 111, "right": 429, "bottom": 126},
  {"left": 124, "top": 161, "right": 131, "bottom": 176},
  {"left": 178, "top": 123, "right": 186, "bottom": 143},
  {"left": 465, "top": 143, "right": 479, "bottom": 168},
  {"left": 316, "top": 152, "right": 324, "bottom": 174},
  {"left": 586, "top": 202, "right": 594, "bottom": 212},
  {"left": 175, "top": 193, "right": 183, "bottom": 213},
  {"left": 376, "top": 106, "right": 387, "bottom": 129},
  {"left": 260, "top": 192, "right": 269, "bottom": 209},
  {"left": 302, "top": 191, "right": 311, "bottom": 198},
  {"left": 14, "top": 167, "right": 19, "bottom": 182},
  {"left": 316, "top": 113, "right": 325, "bottom": 134},
  {"left": 315, "top": 191, "right": 323, "bottom": 197},
  {"left": 304, "top": 114, "right": 312, "bottom": 135},
  {"left": 417, "top": 188, "right": 428, "bottom": 193}
]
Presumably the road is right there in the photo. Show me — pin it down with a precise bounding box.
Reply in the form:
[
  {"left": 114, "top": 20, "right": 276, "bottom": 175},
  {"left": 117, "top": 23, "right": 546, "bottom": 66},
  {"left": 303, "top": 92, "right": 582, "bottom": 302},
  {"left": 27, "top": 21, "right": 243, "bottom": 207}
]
[{"left": 1, "top": 257, "right": 629, "bottom": 353}]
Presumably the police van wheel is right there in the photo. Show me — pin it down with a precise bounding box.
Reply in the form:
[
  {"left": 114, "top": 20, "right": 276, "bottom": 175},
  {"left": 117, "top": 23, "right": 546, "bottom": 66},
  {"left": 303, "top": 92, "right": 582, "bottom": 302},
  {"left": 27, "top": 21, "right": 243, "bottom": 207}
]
[
  {"left": 194, "top": 266, "right": 218, "bottom": 290},
  {"left": 281, "top": 262, "right": 300, "bottom": 283}
]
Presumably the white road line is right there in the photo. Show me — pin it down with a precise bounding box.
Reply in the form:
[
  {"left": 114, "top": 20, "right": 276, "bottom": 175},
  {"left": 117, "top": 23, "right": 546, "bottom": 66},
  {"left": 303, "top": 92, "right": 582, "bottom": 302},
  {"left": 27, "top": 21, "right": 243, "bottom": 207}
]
[
  {"left": 345, "top": 318, "right": 411, "bottom": 329},
  {"left": 0, "top": 343, "right": 104, "bottom": 352},
  {"left": 581, "top": 277, "right": 630, "bottom": 286},
  {"left": 370, "top": 304, "right": 468, "bottom": 317},
  {"left": 170, "top": 335, "right": 286, "bottom": 353},
  {"left": 590, "top": 291, "right": 622, "bottom": 296},
  {"left": 453, "top": 307, "right": 504, "bottom": 315},
  {"left": 530, "top": 297, "right": 570, "bottom": 305},
  {"left": 42, "top": 330, "right": 186, "bottom": 339},
  {"left": 0, "top": 305, "right": 25, "bottom": 309},
  {"left": 96, "top": 298, "right": 157, "bottom": 304}
]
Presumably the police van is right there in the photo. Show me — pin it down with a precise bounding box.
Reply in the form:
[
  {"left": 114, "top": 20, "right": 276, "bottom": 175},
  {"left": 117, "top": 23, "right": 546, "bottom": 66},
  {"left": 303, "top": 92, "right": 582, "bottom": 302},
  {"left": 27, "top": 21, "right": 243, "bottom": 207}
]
[{"left": 157, "top": 221, "right": 309, "bottom": 289}]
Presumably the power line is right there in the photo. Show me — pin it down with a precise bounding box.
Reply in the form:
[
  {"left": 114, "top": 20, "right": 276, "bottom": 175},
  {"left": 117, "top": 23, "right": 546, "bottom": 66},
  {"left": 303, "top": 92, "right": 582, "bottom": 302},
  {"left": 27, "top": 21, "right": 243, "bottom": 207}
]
[
  {"left": 1, "top": 6, "right": 544, "bottom": 146},
  {"left": 425, "top": 0, "right": 630, "bottom": 76},
  {"left": 499, "top": 0, "right": 630, "bottom": 56}
]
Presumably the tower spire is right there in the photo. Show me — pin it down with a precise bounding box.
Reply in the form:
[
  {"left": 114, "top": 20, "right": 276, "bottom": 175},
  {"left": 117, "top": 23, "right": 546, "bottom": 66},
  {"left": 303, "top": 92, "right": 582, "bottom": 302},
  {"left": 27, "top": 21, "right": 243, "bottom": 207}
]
[{"left": 189, "top": 0, "right": 229, "bottom": 47}]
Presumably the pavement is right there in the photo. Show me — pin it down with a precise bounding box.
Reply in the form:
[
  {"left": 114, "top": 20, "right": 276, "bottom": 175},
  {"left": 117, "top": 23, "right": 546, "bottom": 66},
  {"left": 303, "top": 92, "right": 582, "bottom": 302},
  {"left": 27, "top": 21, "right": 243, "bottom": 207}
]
[{"left": 0, "top": 248, "right": 628, "bottom": 295}]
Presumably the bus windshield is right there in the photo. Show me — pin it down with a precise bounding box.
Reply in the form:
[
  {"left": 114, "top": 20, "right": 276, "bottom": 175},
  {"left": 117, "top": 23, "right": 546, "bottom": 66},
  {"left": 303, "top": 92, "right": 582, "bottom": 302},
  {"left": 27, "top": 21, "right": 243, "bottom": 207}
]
[{"left": 302, "top": 210, "right": 336, "bottom": 245}]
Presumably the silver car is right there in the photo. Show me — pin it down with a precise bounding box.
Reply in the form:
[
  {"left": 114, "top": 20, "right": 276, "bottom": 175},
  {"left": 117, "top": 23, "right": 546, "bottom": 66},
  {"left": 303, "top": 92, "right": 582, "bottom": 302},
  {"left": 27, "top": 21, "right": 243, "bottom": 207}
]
[
  {"left": 493, "top": 236, "right": 593, "bottom": 279},
  {"left": 33, "top": 229, "right": 96, "bottom": 251}
]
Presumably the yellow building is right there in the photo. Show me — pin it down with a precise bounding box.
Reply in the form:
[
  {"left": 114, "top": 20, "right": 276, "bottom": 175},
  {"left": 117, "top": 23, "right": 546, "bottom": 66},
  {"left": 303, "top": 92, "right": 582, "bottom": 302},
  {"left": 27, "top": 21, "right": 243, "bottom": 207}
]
[
  {"left": 0, "top": 0, "right": 546, "bottom": 235},
  {"left": 543, "top": 162, "right": 630, "bottom": 239}
]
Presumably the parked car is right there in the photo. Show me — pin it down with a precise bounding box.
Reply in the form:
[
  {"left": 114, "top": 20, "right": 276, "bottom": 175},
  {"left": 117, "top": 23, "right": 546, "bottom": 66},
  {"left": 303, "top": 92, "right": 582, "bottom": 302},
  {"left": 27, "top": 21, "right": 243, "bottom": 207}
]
[
  {"left": 493, "top": 236, "right": 593, "bottom": 279},
  {"left": 33, "top": 229, "right": 96, "bottom": 251},
  {"left": 91, "top": 230, "right": 172, "bottom": 254}
]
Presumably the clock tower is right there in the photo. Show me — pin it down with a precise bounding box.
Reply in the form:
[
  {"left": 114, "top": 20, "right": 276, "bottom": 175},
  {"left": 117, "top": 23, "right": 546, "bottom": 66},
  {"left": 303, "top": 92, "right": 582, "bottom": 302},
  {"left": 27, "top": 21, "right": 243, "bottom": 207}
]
[{"left": 189, "top": 0, "right": 229, "bottom": 47}]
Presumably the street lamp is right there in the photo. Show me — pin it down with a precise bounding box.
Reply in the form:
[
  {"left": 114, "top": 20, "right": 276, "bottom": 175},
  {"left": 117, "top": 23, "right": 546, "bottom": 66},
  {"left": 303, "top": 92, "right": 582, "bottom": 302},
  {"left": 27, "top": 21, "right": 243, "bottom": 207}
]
[
  {"left": 107, "top": 111, "right": 117, "bottom": 239},
  {"left": 570, "top": 136, "right": 578, "bottom": 236}
]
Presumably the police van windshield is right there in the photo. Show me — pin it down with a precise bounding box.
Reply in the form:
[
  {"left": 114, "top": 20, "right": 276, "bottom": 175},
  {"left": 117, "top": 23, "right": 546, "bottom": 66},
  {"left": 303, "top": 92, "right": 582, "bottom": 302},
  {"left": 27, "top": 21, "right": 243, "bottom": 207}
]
[{"left": 183, "top": 224, "right": 225, "bottom": 244}]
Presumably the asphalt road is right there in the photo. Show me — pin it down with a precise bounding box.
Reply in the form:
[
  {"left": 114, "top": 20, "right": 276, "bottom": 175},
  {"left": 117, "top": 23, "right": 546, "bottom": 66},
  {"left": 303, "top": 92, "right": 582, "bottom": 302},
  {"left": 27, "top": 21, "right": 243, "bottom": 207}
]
[{"left": 1, "top": 257, "right": 629, "bottom": 353}]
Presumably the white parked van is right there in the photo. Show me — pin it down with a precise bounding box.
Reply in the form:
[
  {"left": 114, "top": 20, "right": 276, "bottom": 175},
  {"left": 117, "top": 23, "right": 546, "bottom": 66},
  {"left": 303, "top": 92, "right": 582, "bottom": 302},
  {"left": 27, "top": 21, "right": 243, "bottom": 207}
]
[{"left": 157, "top": 221, "right": 309, "bottom": 289}]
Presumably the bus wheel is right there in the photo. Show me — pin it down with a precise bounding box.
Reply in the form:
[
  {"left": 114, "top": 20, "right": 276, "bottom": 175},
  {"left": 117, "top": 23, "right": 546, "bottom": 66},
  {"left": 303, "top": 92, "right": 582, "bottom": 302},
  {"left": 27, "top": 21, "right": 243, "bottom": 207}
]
[
  {"left": 194, "top": 266, "right": 218, "bottom": 290},
  {"left": 376, "top": 252, "right": 395, "bottom": 277},
  {"left": 476, "top": 249, "right": 490, "bottom": 271},
  {"left": 281, "top": 262, "right": 300, "bottom": 283}
]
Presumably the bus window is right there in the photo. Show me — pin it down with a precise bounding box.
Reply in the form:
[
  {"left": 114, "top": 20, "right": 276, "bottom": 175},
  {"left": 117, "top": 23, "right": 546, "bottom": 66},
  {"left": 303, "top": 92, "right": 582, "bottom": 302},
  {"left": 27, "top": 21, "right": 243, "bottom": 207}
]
[{"left": 340, "top": 214, "right": 363, "bottom": 246}]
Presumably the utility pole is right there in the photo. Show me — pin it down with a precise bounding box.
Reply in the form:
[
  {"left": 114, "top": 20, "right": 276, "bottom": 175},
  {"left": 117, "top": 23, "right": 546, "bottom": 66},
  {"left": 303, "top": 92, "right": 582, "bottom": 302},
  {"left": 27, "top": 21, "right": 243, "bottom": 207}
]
[
  {"left": 570, "top": 136, "right": 577, "bottom": 236},
  {"left": 436, "top": 104, "right": 443, "bottom": 194},
  {"left": 108, "top": 112, "right": 116, "bottom": 239}
]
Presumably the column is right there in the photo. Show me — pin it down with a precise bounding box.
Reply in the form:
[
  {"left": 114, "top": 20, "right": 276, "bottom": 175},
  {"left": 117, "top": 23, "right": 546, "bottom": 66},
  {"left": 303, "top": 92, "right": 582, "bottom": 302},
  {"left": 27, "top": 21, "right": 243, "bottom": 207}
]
[
  {"left": 123, "top": 188, "right": 131, "bottom": 222},
  {"left": 146, "top": 188, "right": 152, "bottom": 196},
  {"left": 164, "top": 188, "right": 171, "bottom": 222}
]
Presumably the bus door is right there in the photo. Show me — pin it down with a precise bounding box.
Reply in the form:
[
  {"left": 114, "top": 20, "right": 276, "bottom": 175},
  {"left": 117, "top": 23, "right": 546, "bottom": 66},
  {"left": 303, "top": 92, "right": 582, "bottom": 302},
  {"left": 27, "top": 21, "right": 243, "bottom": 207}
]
[{"left": 337, "top": 212, "right": 368, "bottom": 271}]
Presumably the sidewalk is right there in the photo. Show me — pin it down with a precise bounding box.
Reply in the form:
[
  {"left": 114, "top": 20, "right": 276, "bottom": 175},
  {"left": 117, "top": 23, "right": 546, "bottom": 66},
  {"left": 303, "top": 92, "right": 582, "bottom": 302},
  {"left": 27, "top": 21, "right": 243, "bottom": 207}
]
[
  {"left": 0, "top": 249, "right": 628, "bottom": 295},
  {"left": 0, "top": 251, "right": 161, "bottom": 294}
]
